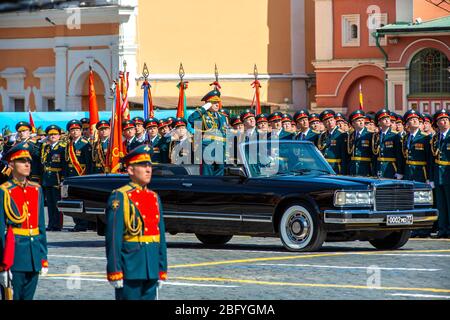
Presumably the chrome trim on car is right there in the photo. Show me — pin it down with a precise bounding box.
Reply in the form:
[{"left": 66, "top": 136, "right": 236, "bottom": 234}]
[
  {"left": 164, "top": 211, "right": 272, "bottom": 223},
  {"left": 85, "top": 208, "right": 106, "bottom": 215},
  {"left": 56, "top": 200, "right": 83, "bottom": 213},
  {"left": 324, "top": 208, "right": 438, "bottom": 224}
]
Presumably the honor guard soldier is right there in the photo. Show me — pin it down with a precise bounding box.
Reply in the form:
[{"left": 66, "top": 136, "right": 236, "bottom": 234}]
[
  {"left": 347, "top": 110, "right": 374, "bottom": 176},
  {"left": 132, "top": 117, "right": 147, "bottom": 144},
  {"left": 402, "top": 109, "right": 433, "bottom": 183},
  {"left": 145, "top": 118, "right": 165, "bottom": 164},
  {"left": 431, "top": 109, "right": 450, "bottom": 238},
  {"left": 281, "top": 113, "right": 295, "bottom": 133},
  {"left": 123, "top": 120, "right": 142, "bottom": 154},
  {"left": 422, "top": 113, "right": 435, "bottom": 136},
  {"left": 396, "top": 114, "right": 406, "bottom": 137},
  {"left": 80, "top": 118, "right": 90, "bottom": 140},
  {"left": 219, "top": 109, "right": 230, "bottom": 126},
  {"left": 64, "top": 120, "right": 93, "bottom": 232},
  {"left": 240, "top": 109, "right": 258, "bottom": 141},
  {"left": 365, "top": 113, "right": 377, "bottom": 133},
  {"left": 41, "top": 125, "right": 66, "bottom": 231},
  {"left": 230, "top": 116, "right": 244, "bottom": 133},
  {"left": 156, "top": 119, "right": 172, "bottom": 163},
  {"left": 373, "top": 109, "right": 404, "bottom": 179},
  {"left": 268, "top": 112, "right": 294, "bottom": 140},
  {"left": 335, "top": 112, "right": 348, "bottom": 132},
  {"left": 0, "top": 143, "right": 48, "bottom": 300},
  {"left": 188, "top": 89, "right": 228, "bottom": 176},
  {"left": 92, "top": 120, "right": 110, "bottom": 174},
  {"left": 308, "top": 113, "right": 322, "bottom": 133},
  {"left": 317, "top": 110, "right": 348, "bottom": 174},
  {"left": 294, "top": 110, "right": 319, "bottom": 146},
  {"left": 169, "top": 118, "right": 196, "bottom": 165},
  {"left": 105, "top": 145, "right": 167, "bottom": 300},
  {"left": 228, "top": 117, "right": 245, "bottom": 165},
  {"left": 256, "top": 113, "right": 270, "bottom": 133},
  {"left": 11, "top": 122, "right": 42, "bottom": 183}
]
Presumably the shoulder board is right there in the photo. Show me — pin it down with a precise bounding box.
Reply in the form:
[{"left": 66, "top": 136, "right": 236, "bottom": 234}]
[
  {"left": 391, "top": 130, "right": 398, "bottom": 134},
  {"left": 81, "top": 138, "right": 89, "bottom": 144},
  {"left": 58, "top": 141, "right": 67, "bottom": 147},
  {"left": 312, "top": 130, "right": 320, "bottom": 134},
  {"left": 0, "top": 181, "right": 12, "bottom": 189},
  {"left": 115, "top": 184, "right": 134, "bottom": 194},
  {"left": 28, "top": 180, "right": 40, "bottom": 187}
]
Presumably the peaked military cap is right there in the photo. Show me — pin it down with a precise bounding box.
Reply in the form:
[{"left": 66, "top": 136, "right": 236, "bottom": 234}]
[
  {"left": 173, "top": 117, "right": 188, "bottom": 128},
  {"left": 240, "top": 109, "right": 256, "bottom": 121},
  {"left": 158, "top": 118, "right": 170, "bottom": 129},
  {"left": 349, "top": 110, "right": 366, "bottom": 122},
  {"left": 255, "top": 113, "right": 269, "bottom": 124},
  {"left": 219, "top": 109, "right": 230, "bottom": 118},
  {"left": 403, "top": 109, "right": 421, "bottom": 123},
  {"left": 335, "top": 112, "right": 347, "bottom": 123},
  {"left": 422, "top": 113, "right": 432, "bottom": 123},
  {"left": 121, "top": 144, "right": 153, "bottom": 167},
  {"left": 268, "top": 112, "right": 283, "bottom": 122},
  {"left": 144, "top": 117, "right": 159, "bottom": 129},
  {"left": 365, "top": 113, "right": 375, "bottom": 123},
  {"left": 96, "top": 120, "right": 110, "bottom": 130},
  {"left": 308, "top": 113, "right": 320, "bottom": 123},
  {"left": 166, "top": 117, "right": 176, "bottom": 129},
  {"left": 4, "top": 142, "right": 32, "bottom": 162},
  {"left": 375, "top": 109, "right": 391, "bottom": 124},
  {"left": 281, "top": 113, "right": 293, "bottom": 123},
  {"left": 319, "top": 110, "right": 336, "bottom": 122},
  {"left": 201, "top": 89, "right": 221, "bottom": 103},
  {"left": 294, "top": 109, "right": 309, "bottom": 122},
  {"left": 45, "top": 125, "right": 62, "bottom": 135},
  {"left": 37, "top": 126, "right": 46, "bottom": 135},
  {"left": 132, "top": 116, "right": 145, "bottom": 125},
  {"left": 15, "top": 121, "right": 32, "bottom": 132},
  {"left": 122, "top": 120, "right": 135, "bottom": 131},
  {"left": 67, "top": 119, "right": 82, "bottom": 131},
  {"left": 433, "top": 108, "right": 449, "bottom": 123},
  {"left": 230, "top": 116, "right": 243, "bottom": 126},
  {"left": 80, "top": 118, "right": 90, "bottom": 129}
]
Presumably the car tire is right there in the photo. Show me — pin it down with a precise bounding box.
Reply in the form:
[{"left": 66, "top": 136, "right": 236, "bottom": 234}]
[
  {"left": 369, "top": 230, "right": 411, "bottom": 250},
  {"left": 195, "top": 234, "right": 233, "bottom": 246},
  {"left": 279, "top": 203, "right": 326, "bottom": 252}
]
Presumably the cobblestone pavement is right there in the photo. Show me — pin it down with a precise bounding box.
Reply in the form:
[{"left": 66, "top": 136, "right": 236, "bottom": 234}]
[{"left": 34, "top": 217, "right": 450, "bottom": 300}]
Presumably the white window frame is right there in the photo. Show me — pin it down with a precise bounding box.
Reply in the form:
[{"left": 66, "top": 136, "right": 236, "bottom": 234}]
[
  {"left": 369, "top": 13, "right": 388, "bottom": 46},
  {"left": 342, "top": 14, "right": 360, "bottom": 47}
]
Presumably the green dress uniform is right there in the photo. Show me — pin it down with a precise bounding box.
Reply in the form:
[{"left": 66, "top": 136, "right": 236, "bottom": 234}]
[
  {"left": 0, "top": 144, "right": 48, "bottom": 300},
  {"left": 41, "top": 125, "right": 66, "bottom": 231},
  {"left": 188, "top": 89, "right": 228, "bottom": 176},
  {"left": 92, "top": 120, "right": 110, "bottom": 174},
  {"left": 431, "top": 110, "right": 450, "bottom": 237},
  {"left": 105, "top": 146, "right": 167, "bottom": 300},
  {"left": 373, "top": 110, "right": 404, "bottom": 179},
  {"left": 169, "top": 118, "right": 197, "bottom": 165},
  {"left": 295, "top": 128, "right": 320, "bottom": 146},
  {"left": 13, "top": 122, "right": 42, "bottom": 183},
  {"left": 347, "top": 111, "right": 374, "bottom": 176},
  {"left": 123, "top": 120, "right": 143, "bottom": 153}
]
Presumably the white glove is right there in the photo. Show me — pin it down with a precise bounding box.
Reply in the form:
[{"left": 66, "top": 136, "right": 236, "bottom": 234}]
[
  {"left": 109, "top": 280, "right": 123, "bottom": 289},
  {"left": 0, "top": 270, "right": 12, "bottom": 288},
  {"left": 157, "top": 280, "right": 164, "bottom": 289},
  {"left": 202, "top": 102, "right": 212, "bottom": 111},
  {"left": 40, "top": 267, "right": 48, "bottom": 276},
  {"left": 395, "top": 173, "right": 404, "bottom": 180}
]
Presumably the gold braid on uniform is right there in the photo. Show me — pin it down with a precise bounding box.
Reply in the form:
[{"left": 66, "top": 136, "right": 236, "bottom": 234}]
[
  {"left": 347, "top": 131, "right": 355, "bottom": 155},
  {"left": 430, "top": 133, "right": 440, "bottom": 158},
  {"left": 200, "top": 110, "right": 219, "bottom": 133},
  {"left": 122, "top": 192, "right": 142, "bottom": 236},
  {"left": 372, "top": 132, "right": 380, "bottom": 155},
  {"left": 92, "top": 140, "right": 106, "bottom": 167},
  {"left": 317, "top": 131, "right": 328, "bottom": 151},
  {"left": 41, "top": 144, "right": 50, "bottom": 165},
  {"left": 401, "top": 134, "right": 409, "bottom": 159},
  {"left": 1, "top": 186, "right": 27, "bottom": 224}
]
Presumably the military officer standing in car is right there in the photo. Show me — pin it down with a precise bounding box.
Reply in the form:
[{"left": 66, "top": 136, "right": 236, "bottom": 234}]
[
  {"left": 317, "top": 110, "right": 348, "bottom": 175},
  {"left": 373, "top": 109, "right": 404, "bottom": 179},
  {"left": 64, "top": 119, "right": 93, "bottom": 232},
  {"left": 431, "top": 109, "right": 450, "bottom": 238},
  {"left": 0, "top": 143, "right": 48, "bottom": 300},
  {"left": 92, "top": 120, "right": 110, "bottom": 174},
  {"left": 41, "top": 125, "right": 66, "bottom": 231},
  {"left": 105, "top": 145, "right": 167, "bottom": 300},
  {"left": 347, "top": 110, "right": 374, "bottom": 177}
]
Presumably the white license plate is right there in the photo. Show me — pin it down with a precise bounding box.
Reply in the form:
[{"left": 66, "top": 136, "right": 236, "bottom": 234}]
[{"left": 386, "top": 215, "right": 414, "bottom": 226}]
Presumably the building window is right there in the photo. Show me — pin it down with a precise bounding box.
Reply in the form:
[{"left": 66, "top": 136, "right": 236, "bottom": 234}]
[
  {"left": 47, "top": 98, "right": 55, "bottom": 111},
  {"left": 409, "top": 48, "right": 450, "bottom": 96},
  {"left": 368, "top": 13, "right": 388, "bottom": 46},
  {"left": 14, "top": 98, "right": 25, "bottom": 112},
  {"left": 342, "top": 15, "right": 360, "bottom": 47}
]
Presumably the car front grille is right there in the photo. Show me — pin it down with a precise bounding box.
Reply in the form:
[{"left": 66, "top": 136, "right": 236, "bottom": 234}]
[{"left": 375, "top": 184, "right": 414, "bottom": 211}]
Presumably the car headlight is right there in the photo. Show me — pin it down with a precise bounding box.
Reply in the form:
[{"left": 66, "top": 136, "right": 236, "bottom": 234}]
[
  {"left": 414, "top": 190, "right": 433, "bottom": 205},
  {"left": 334, "top": 191, "right": 373, "bottom": 207},
  {"left": 61, "top": 184, "right": 68, "bottom": 198}
]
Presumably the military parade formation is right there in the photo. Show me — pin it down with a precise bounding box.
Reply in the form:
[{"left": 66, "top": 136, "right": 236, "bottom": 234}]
[{"left": 0, "top": 82, "right": 449, "bottom": 300}]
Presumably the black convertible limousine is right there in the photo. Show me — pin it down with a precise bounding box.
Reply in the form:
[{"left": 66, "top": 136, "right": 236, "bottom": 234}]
[{"left": 57, "top": 140, "right": 438, "bottom": 252}]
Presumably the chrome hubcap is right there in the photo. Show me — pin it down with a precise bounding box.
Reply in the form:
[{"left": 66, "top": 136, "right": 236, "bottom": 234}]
[{"left": 286, "top": 212, "right": 311, "bottom": 244}]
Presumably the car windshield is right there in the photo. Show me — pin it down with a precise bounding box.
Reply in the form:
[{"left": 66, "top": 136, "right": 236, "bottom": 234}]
[{"left": 239, "top": 140, "right": 335, "bottom": 178}]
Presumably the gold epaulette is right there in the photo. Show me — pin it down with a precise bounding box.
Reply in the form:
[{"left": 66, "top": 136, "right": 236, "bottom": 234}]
[
  {"left": 58, "top": 141, "right": 67, "bottom": 148},
  {"left": 0, "top": 181, "right": 12, "bottom": 189},
  {"left": 312, "top": 130, "right": 321, "bottom": 134},
  {"left": 28, "top": 180, "right": 40, "bottom": 187},
  {"left": 81, "top": 138, "right": 89, "bottom": 144},
  {"left": 391, "top": 130, "right": 399, "bottom": 134},
  {"left": 115, "top": 184, "right": 134, "bottom": 194}
]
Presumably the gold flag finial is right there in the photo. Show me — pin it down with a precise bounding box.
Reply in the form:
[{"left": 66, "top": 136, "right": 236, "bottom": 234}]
[
  {"left": 253, "top": 64, "right": 258, "bottom": 80},
  {"left": 143, "top": 63, "right": 149, "bottom": 80},
  {"left": 123, "top": 60, "right": 127, "bottom": 72},
  {"left": 179, "top": 63, "right": 185, "bottom": 81},
  {"left": 214, "top": 63, "right": 219, "bottom": 82}
]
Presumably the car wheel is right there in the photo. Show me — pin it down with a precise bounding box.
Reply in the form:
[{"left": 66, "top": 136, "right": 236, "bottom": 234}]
[
  {"left": 279, "top": 204, "right": 326, "bottom": 252},
  {"left": 195, "top": 234, "right": 233, "bottom": 245},
  {"left": 369, "top": 230, "right": 411, "bottom": 250}
]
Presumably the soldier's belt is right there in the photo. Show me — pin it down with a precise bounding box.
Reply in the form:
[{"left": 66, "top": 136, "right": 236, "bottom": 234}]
[
  {"left": 45, "top": 167, "right": 62, "bottom": 172},
  {"left": 123, "top": 234, "right": 160, "bottom": 243},
  {"left": 378, "top": 157, "right": 396, "bottom": 162},
  {"left": 406, "top": 160, "right": 427, "bottom": 166},
  {"left": 436, "top": 160, "right": 450, "bottom": 166},
  {"left": 13, "top": 227, "right": 39, "bottom": 236},
  {"left": 351, "top": 157, "right": 372, "bottom": 162},
  {"left": 326, "top": 159, "right": 342, "bottom": 163}
]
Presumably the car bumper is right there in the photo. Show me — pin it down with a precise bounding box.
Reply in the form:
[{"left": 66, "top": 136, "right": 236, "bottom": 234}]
[
  {"left": 57, "top": 200, "right": 105, "bottom": 215},
  {"left": 324, "top": 208, "right": 438, "bottom": 225}
]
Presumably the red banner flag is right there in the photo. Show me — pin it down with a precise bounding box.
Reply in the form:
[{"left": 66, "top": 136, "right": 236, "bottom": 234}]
[
  {"left": 88, "top": 68, "right": 100, "bottom": 138},
  {"left": 28, "top": 110, "right": 36, "bottom": 134},
  {"left": 120, "top": 71, "right": 130, "bottom": 121},
  {"left": 176, "top": 81, "right": 188, "bottom": 118},
  {"left": 106, "top": 81, "right": 125, "bottom": 173},
  {"left": 251, "top": 79, "right": 262, "bottom": 115},
  {"left": 359, "top": 84, "right": 364, "bottom": 110}
]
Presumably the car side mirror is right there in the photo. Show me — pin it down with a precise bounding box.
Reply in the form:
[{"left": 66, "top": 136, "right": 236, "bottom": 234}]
[{"left": 225, "top": 166, "right": 247, "bottom": 179}]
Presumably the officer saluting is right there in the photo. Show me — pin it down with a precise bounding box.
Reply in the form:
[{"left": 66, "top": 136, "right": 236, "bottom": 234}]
[
  {"left": 0, "top": 143, "right": 48, "bottom": 300},
  {"left": 347, "top": 110, "right": 374, "bottom": 177},
  {"left": 92, "top": 120, "right": 110, "bottom": 174},
  {"left": 41, "top": 125, "right": 66, "bottom": 231},
  {"left": 105, "top": 145, "right": 167, "bottom": 300},
  {"left": 317, "top": 110, "right": 348, "bottom": 174},
  {"left": 431, "top": 109, "right": 450, "bottom": 238}
]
